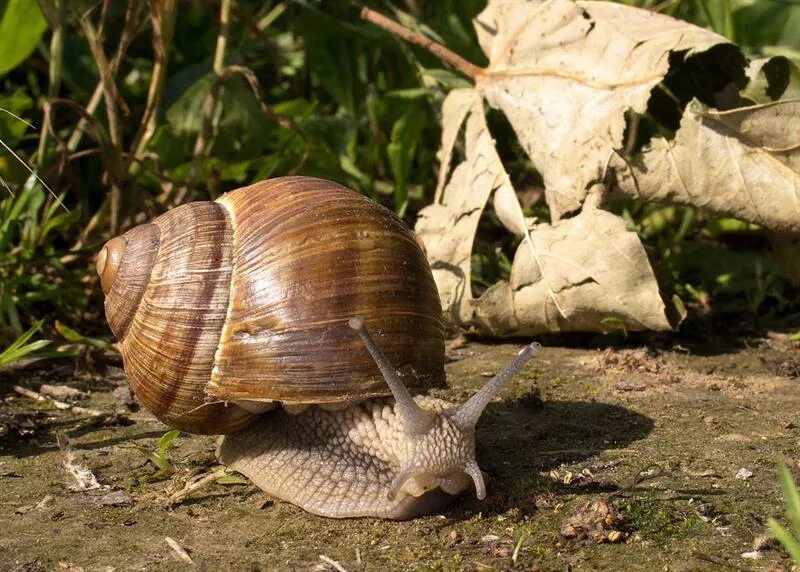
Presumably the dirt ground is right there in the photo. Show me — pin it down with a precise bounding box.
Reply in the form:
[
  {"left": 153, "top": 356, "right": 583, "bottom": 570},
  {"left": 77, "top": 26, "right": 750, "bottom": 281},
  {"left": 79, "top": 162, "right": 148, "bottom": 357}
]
[{"left": 1, "top": 333, "right": 799, "bottom": 571}]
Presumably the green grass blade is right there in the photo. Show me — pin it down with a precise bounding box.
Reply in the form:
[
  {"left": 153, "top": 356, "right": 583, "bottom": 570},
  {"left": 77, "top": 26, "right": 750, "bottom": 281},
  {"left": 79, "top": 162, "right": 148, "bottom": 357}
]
[
  {"left": 2, "top": 319, "right": 43, "bottom": 352},
  {"left": 0, "top": 320, "right": 47, "bottom": 367},
  {"left": 778, "top": 463, "right": 800, "bottom": 532},
  {"left": 768, "top": 518, "right": 800, "bottom": 564},
  {"left": 0, "top": 339, "right": 51, "bottom": 367}
]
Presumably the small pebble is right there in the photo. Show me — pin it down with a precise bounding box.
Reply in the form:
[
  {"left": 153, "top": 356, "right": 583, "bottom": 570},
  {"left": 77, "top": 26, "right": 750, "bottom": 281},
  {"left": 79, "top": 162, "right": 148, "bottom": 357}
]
[
  {"left": 40, "top": 384, "right": 86, "bottom": 400},
  {"left": 740, "top": 550, "right": 762, "bottom": 560},
  {"left": 98, "top": 490, "right": 132, "bottom": 506}
]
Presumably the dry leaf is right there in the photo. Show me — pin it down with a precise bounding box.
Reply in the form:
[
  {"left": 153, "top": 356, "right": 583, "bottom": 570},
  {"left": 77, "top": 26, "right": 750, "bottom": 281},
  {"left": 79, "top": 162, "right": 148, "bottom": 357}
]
[
  {"left": 417, "top": 95, "right": 504, "bottom": 324},
  {"left": 419, "top": 0, "right": 694, "bottom": 332},
  {"left": 434, "top": 88, "right": 474, "bottom": 202},
  {"left": 475, "top": 205, "right": 670, "bottom": 335},
  {"left": 474, "top": 0, "right": 729, "bottom": 219},
  {"left": 612, "top": 99, "right": 800, "bottom": 234},
  {"left": 742, "top": 56, "right": 800, "bottom": 104},
  {"left": 414, "top": 0, "right": 792, "bottom": 334}
]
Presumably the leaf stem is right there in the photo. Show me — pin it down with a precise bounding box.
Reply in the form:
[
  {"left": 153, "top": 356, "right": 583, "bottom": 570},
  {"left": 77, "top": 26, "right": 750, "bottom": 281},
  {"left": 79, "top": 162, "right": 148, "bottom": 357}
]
[{"left": 360, "top": 7, "right": 483, "bottom": 80}]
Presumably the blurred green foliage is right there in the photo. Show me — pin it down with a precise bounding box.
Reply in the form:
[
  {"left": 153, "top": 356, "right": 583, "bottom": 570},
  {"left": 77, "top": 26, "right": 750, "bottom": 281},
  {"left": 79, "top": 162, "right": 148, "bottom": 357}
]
[
  {"left": 0, "top": 0, "right": 798, "bottom": 351},
  {"left": 769, "top": 462, "right": 800, "bottom": 565}
]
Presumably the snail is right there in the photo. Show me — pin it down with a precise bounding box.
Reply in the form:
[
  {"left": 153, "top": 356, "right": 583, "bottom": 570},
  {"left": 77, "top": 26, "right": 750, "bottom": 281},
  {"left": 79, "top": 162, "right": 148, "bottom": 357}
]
[{"left": 96, "top": 176, "right": 540, "bottom": 519}]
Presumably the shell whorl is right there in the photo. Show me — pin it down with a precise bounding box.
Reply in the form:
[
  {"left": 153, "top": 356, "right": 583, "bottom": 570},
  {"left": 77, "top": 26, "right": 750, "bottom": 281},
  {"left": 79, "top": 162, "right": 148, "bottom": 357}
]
[
  {"left": 99, "top": 176, "right": 445, "bottom": 434},
  {"left": 102, "top": 225, "right": 159, "bottom": 339},
  {"left": 102, "top": 202, "right": 255, "bottom": 433}
]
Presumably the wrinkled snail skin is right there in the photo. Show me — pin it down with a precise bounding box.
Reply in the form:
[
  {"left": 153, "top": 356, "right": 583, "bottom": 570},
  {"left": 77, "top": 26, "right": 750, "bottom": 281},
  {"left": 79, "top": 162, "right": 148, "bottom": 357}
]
[
  {"left": 217, "top": 397, "right": 468, "bottom": 519},
  {"left": 97, "top": 176, "right": 542, "bottom": 519},
  {"left": 218, "top": 328, "right": 542, "bottom": 519}
]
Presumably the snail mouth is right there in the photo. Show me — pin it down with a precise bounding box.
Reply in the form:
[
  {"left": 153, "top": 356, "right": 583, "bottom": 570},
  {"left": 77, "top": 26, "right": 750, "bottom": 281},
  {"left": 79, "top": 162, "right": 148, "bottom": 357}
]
[
  {"left": 96, "top": 236, "right": 126, "bottom": 294},
  {"left": 387, "top": 488, "right": 458, "bottom": 520},
  {"left": 390, "top": 469, "right": 473, "bottom": 501}
]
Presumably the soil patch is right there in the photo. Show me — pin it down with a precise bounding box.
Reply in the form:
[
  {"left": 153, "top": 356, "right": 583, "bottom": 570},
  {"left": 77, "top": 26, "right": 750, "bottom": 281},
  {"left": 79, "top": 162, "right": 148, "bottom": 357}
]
[{"left": 1, "top": 337, "right": 799, "bottom": 570}]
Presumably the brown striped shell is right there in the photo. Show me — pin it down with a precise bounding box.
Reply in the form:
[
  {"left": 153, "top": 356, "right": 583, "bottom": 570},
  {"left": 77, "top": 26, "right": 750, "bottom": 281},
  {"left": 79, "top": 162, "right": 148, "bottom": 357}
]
[{"left": 96, "top": 177, "right": 445, "bottom": 434}]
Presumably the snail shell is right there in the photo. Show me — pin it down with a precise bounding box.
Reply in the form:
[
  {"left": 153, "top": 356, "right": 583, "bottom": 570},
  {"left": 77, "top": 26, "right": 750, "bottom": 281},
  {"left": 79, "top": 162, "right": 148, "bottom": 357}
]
[{"left": 96, "top": 177, "right": 445, "bottom": 433}]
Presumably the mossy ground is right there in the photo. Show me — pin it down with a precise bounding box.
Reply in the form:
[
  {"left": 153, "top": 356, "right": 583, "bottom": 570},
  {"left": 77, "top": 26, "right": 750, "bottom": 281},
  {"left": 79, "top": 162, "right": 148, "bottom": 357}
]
[{"left": 1, "top": 334, "right": 799, "bottom": 571}]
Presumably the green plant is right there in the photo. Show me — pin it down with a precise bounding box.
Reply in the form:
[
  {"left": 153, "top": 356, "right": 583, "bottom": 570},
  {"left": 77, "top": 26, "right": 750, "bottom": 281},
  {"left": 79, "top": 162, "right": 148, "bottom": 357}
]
[
  {"left": 54, "top": 320, "right": 108, "bottom": 350},
  {"left": 768, "top": 462, "right": 800, "bottom": 564},
  {"left": 0, "top": 178, "right": 85, "bottom": 345},
  {"left": 128, "top": 429, "right": 181, "bottom": 483},
  {"left": 1, "top": 98, "right": 86, "bottom": 345},
  {"left": 0, "top": 320, "right": 49, "bottom": 367},
  {"left": 0, "top": 0, "right": 795, "bottom": 342}
]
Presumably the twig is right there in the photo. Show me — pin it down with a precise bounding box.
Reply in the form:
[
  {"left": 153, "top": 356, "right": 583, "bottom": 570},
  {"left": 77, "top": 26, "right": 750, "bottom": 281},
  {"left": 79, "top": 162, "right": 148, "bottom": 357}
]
[
  {"left": 79, "top": 18, "right": 125, "bottom": 147},
  {"left": 165, "top": 537, "right": 194, "bottom": 565},
  {"left": 12, "top": 385, "right": 105, "bottom": 417},
  {"left": 35, "top": 0, "right": 65, "bottom": 168},
  {"left": 319, "top": 555, "right": 349, "bottom": 572},
  {"left": 66, "top": 85, "right": 103, "bottom": 152},
  {"left": 129, "top": 0, "right": 176, "bottom": 168},
  {"left": 607, "top": 463, "right": 669, "bottom": 500},
  {"left": 228, "top": 65, "right": 308, "bottom": 172},
  {"left": 45, "top": 99, "right": 113, "bottom": 175},
  {"left": 623, "top": 114, "right": 640, "bottom": 158},
  {"left": 80, "top": 14, "right": 127, "bottom": 233},
  {"left": 67, "top": 0, "right": 143, "bottom": 152},
  {"left": 360, "top": 7, "right": 483, "bottom": 80},
  {"left": 690, "top": 551, "right": 757, "bottom": 572},
  {"left": 168, "top": 471, "right": 219, "bottom": 503}
]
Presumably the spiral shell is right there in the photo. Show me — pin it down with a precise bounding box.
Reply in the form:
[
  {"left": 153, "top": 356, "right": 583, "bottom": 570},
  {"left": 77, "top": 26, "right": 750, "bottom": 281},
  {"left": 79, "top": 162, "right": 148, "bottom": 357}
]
[{"left": 97, "top": 177, "right": 445, "bottom": 433}]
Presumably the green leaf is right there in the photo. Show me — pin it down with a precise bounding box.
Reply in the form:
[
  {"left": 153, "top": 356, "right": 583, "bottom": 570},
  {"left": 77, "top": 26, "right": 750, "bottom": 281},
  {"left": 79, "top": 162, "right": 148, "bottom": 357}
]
[
  {"left": 387, "top": 105, "right": 426, "bottom": 216},
  {"left": 694, "top": 0, "right": 734, "bottom": 41},
  {"left": 600, "top": 316, "right": 628, "bottom": 338},
  {"left": 0, "top": 320, "right": 49, "bottom": 367},
  {"left": 0, "top": 92, "right": 34, "bottom": 146},
  {"left": 732, "top": 1, "right": 800, "bottom": 52},
  {"left": 0, "top": 0, "right": 48, "bottom": 76},
  {"left": 54, "top": 321, "right": 107, "bottom": 349},
  {"left": 386, "top": 87, "right": 437, "bottom": 100},
  {"left": 39, "top": 207, "right": 80, "bottom": 245},
  {"left": 214, "top": 474, "right": 249, "bottom": 485},
  {"left": 157, "top": 429, "right": 181, "bottom": 460},
  {"left": 165, "top": 73, "right": 215, "bottom": 136},
  {"left": 769, "top": 462, "right": 800, "bottom": 564},
  {"left": 0, "top": 339, "right": 50, "bottom": 367},
  {"left": 124, "top": 443, "right": 172, "bottom": 473},
  {"left": 299, "top": 13, "right": 358, "bottom": 118},
  {"left": 422, "top": 69, "right": 472, "bottom": 90},
  {"left": 164, "top": 73, "right": 277, "bottom": 161}
]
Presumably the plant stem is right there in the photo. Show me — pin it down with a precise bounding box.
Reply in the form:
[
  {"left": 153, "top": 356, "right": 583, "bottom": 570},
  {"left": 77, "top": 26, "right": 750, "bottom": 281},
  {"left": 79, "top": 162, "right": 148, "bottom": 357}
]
[
  {"left": 67, "top": 0, "right": 142, "bottom": 153},
  {"left": 130, "top": 0, "right": 177, "bottom": 171},
  {"left": 360, "top": 7, "right": 483, "bottom": 80},
  {"left": 213, "top": 0, "right": 232, "bottom": 74}
]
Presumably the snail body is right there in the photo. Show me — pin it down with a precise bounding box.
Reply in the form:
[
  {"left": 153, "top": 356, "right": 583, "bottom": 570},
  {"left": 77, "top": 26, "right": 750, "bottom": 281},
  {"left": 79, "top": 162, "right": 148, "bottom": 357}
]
[{"left": 97, "top": 176, "right": 539, "bottom": 519}]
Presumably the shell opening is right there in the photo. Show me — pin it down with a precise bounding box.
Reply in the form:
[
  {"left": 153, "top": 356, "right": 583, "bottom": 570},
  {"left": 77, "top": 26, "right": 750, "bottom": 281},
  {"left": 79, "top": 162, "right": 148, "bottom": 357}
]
[{"left": 96, "top": 236, "right": 126, "bottom": 295}]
